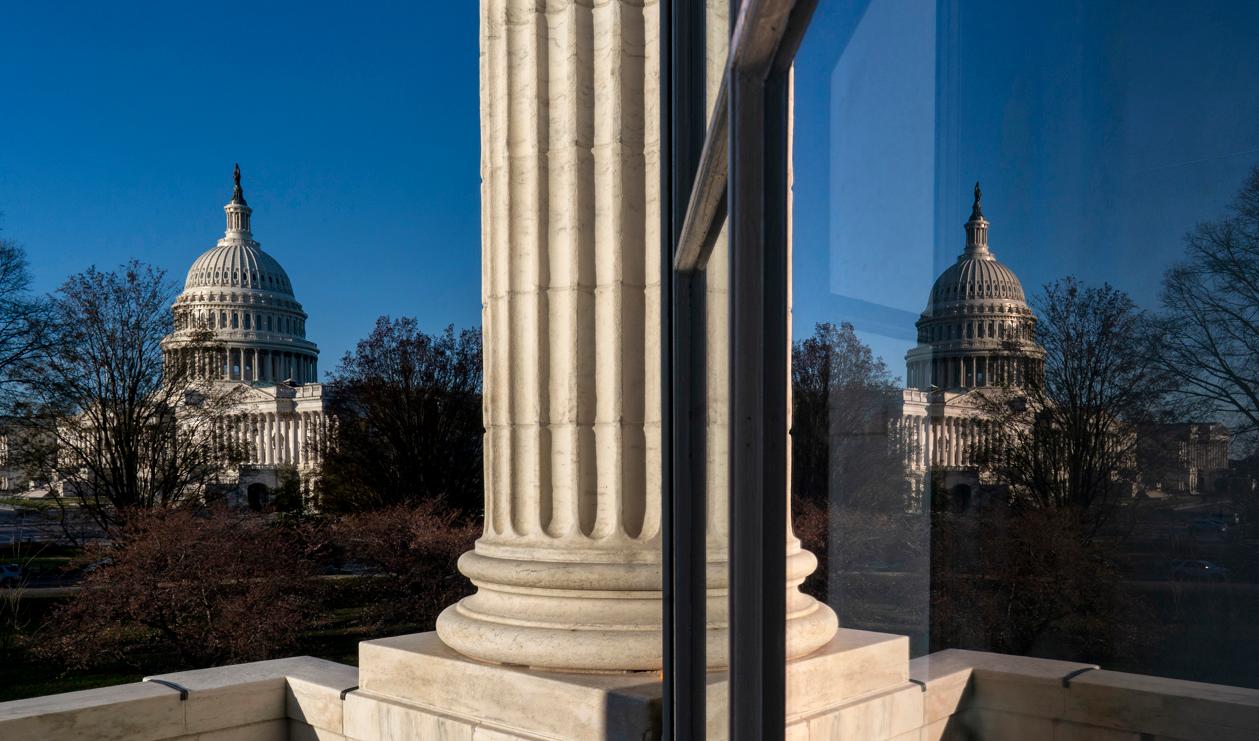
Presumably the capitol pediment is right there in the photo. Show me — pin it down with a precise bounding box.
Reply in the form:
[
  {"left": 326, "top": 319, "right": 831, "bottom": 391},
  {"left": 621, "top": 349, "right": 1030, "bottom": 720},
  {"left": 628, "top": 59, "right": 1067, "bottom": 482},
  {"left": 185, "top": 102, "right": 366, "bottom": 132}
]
[{"left": 224, "top": 382, "right": 285, "bottom": 403}]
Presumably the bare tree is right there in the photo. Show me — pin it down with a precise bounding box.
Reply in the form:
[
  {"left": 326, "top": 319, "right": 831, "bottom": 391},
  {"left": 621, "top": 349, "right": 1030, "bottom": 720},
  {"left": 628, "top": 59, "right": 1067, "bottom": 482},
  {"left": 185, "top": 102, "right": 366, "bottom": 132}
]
[
  {"left": 15, "top": 261, "right": 243, "bottom": 532},
  {"left": 1160, "top": 166, "right": 1259, "bottom": 444},
  {"left": 0, "top": 234, "right": 51, "bottom": 405},
  {"left": 319, "top": 318, "right": 482, "bottom": 513},
  {"left": 792, "top": 321, "right": 907, "bottom": 510},
  {"left": 976, "top": 278, "right": 1171, "bottom": 532},
  {"left": 791, "top": 322, "right": 922, "bottom": 619}
]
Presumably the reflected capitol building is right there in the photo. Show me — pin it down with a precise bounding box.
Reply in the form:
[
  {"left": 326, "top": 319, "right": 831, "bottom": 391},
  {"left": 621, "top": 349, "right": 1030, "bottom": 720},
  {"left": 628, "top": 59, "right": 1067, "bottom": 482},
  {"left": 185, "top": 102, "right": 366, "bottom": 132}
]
[
  {"left": 885, "top": 184, "right": 1229, "bottom": 502},
  {"left": 161, "top": 167, "right": 328, "bottom": 508},
  {"left": 890, "top": 184, "right": 1045, "bottom": 500}
]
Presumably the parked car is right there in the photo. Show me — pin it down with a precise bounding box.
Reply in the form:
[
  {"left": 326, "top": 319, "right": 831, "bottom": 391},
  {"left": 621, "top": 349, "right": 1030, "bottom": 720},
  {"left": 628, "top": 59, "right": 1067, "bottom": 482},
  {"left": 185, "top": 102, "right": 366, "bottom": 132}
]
[
  {"left": 1170, "top": 559, "right": 1231, "bottom": 581},
  {"left": 0, "top": 563, "right": 21, "bottom": 587}
]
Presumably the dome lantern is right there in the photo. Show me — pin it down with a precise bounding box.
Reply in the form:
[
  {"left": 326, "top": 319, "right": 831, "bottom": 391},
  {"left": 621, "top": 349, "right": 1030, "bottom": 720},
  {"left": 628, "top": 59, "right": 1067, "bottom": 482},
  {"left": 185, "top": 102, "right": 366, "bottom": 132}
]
[
  {"left": 225, "top": 163, "right": 252, "bottom": 236},
  {"left": 964, "top": 181, "right": 990, "bottom": 255}
]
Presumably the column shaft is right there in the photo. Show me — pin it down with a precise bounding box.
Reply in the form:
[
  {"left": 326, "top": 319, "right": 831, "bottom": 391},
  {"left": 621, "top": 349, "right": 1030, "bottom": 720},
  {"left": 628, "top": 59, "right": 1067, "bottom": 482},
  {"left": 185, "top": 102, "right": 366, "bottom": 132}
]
[{"left": 439, "top": 0, "right": 674, "bottom": 672}]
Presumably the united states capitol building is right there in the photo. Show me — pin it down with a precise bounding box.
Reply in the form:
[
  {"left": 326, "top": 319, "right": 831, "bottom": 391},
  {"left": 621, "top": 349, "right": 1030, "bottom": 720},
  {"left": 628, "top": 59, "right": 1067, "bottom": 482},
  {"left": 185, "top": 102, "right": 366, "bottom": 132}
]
[
  {"left": 161, "top": 167, "right": 327, "bottom": 509},
  {"left": 884, "top": 186, "right": 1230, "bottom": 505},
  {"left": 886, "top": 185, "right": 1045, "bottom": 503}
]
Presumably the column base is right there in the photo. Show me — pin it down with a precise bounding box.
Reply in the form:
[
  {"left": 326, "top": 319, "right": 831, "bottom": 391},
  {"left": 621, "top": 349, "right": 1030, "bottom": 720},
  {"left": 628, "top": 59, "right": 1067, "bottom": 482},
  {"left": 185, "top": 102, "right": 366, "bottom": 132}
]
[
  {"left": 436, "top": 545, "right": 838, "bottom": 672},
  {"left": 435, "top": 547, "right": 703, "bottom": 672},
  {"left": 348, "top": 629, "right": 913, "bottom": 740}
]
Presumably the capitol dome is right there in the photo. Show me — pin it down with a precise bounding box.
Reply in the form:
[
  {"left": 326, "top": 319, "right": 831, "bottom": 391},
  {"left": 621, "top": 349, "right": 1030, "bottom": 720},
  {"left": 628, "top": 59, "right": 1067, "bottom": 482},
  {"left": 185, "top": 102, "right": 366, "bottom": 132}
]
[
  {"left": 926, "top": 249, "right": 1026, "bottom": 311},
  {"left": 905, "top": 183, "right": 1043, "bottom": 392},
  {"left": 161, "top": 166, "right": 320, "bottom": 385},
  {"left": 184, "top": 242, "right": 294, "bottom": 296}
]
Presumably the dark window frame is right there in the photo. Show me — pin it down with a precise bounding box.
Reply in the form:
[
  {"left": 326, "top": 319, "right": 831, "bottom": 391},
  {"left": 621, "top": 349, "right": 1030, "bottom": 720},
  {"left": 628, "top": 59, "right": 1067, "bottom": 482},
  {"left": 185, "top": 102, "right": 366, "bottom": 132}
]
[
  {"left": 663, "top": 1, "right": 819, "bottom": 738},
  {"left": 661, "top": 1, "right": 709, "bottom": 739}
]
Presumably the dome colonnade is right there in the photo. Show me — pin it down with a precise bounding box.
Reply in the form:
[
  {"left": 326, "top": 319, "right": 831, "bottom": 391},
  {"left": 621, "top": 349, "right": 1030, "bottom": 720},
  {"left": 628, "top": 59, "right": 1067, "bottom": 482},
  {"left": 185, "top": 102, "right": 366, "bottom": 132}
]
[{"left": 208, "top": 399, "right": 328, "bottom": 471}]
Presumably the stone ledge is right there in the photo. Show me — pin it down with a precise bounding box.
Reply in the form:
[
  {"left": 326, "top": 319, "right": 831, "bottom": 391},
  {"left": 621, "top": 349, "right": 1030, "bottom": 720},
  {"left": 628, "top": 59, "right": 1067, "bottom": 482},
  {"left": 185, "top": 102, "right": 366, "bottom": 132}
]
[
  {"left": 147, "top": 656, "right": 356, "bottom": 736},
  {"left": 921, "top": 651, "right": 1259, "bottom": 741},
  {"left": 926, "top": 649, "right": 1098, "bottom": 719},
  {"left": 356, "top": 628, "right": 908, "bottom": 740},
  {"left": 909, "top": 653, "right": 972, "bottom": 726},
  {"left": 0, "top": 681, "right": 185, "bottom": 741},
  {"left": 171, "top": 718, "right": 287, "bottom": 741},
  {"left": 289, "top": 724, "right": 349, "bottom": 741},
  {"left": 1065, "top": 669, "right": 1259, "bottom": 741},
  {"left": 784, "top": 628, "right": 910, "bottom": 722},
  {"left": 286, "top": 661, "right": 359, "bottom": 735},
  {"left": 0, "top": 655, "right": 358, "bottom": 741},
  {"left": 357, "top": 631, "right": 661, "bottom": 740},
  {"left": 343, "top": 690, "right": 543, "bottom": 741},
  {"left": 799, "top": 682, "right": 923, "bottom": 740}
]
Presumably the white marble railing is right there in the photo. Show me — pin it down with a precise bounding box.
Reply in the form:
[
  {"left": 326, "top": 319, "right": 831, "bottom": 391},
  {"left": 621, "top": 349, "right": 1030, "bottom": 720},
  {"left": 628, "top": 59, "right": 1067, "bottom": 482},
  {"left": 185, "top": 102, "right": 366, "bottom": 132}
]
[
  {"left": 0, "top": 657, "right": 355, "bottom": 741},
  {"left": 3, "top": 643, "right": 1258, "bottom": 740},
  {"left": 908, "top": 649, "right": 1259, "bottom": 741}
]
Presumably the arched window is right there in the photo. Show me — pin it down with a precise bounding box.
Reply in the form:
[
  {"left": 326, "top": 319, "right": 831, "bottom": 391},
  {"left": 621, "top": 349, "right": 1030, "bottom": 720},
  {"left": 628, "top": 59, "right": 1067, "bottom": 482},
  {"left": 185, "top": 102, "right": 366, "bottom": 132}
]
[
  {"left": 243, "top": 314, "right": 251, "bottom": 329},
  {"left": 231, "top": 312, "right": 239, "bottom": 329}
]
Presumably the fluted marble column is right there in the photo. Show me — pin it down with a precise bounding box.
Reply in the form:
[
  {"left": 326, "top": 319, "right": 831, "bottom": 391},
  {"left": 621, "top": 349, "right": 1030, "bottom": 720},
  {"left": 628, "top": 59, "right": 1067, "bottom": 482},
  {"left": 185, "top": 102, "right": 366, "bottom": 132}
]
[
  {"left": 298, "top": 414, "right": 307, "bottom": 466},
  {"left": 265, "top": 414, "right": 274, "bottom": 465},
  {"left": 437, "top": 0, "right": 668, "bottom": 672},
  {"left": 439, "top": 0, "right": 835, "bottom": 674}
]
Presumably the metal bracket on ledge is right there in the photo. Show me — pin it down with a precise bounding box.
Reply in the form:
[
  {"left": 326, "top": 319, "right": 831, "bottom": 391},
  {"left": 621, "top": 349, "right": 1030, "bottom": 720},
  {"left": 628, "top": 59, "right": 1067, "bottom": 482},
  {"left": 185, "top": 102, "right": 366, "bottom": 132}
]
[{"left": 144, "top": 678, "right": 190, "bottom": 701}]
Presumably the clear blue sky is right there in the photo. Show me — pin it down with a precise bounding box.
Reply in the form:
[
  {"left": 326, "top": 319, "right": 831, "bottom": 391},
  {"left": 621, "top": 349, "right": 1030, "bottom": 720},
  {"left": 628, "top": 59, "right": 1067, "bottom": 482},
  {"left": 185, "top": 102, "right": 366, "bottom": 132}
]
[
  {"left": 793, "top": 0, "right": 1259, "bottom": 382},
  {"left": 5, "top": 2, "right": 1259, "bottom": 384},
  {"left": 0, "top": 2, "right": 480, "bottom": 373}
]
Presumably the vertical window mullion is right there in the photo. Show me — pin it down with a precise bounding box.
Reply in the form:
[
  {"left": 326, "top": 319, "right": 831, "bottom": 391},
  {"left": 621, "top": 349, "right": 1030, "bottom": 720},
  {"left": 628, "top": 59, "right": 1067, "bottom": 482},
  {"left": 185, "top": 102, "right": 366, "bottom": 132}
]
[
  {"left": 728, "top": 60, "right": 790, "bottom": 740},
  {"left": 663, "top": 1, "right": 708, "bottom": 739}
]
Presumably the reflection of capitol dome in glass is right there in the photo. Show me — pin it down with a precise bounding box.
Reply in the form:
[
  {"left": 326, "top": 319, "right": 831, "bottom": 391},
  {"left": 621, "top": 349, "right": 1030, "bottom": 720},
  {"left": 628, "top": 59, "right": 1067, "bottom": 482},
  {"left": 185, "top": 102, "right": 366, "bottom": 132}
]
[
  {"left": 161, "top": 166, "right": 319, "bottom": 384},
  {"left": 925, "top": 246, "right": 1026, "bottom": 310},
  {"left": 905, "top": 183, "right": 1043, "bottom": 391}
]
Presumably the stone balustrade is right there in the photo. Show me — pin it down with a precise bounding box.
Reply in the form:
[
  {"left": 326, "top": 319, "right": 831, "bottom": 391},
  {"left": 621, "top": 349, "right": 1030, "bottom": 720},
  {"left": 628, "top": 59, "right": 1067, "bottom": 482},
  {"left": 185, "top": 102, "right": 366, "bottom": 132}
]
[
  {"left": 0, "top": 657, "right": 355, "bottom": 741},
  {"left": 910, "top": 649, "right": 1259, "bottom": 741},
  {"left": 5, "top": 646, "right": 1258, "bottom": 740}
]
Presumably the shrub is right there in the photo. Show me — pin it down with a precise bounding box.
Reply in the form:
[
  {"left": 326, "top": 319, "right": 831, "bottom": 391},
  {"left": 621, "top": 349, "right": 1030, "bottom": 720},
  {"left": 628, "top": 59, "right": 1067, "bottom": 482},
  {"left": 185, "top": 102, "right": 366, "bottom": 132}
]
[
  {"left": 330, "top": 500, "right": 479, "bottom": 631},
  {"left": 40, "top": 507, "right": 319, "bottom": 670}
]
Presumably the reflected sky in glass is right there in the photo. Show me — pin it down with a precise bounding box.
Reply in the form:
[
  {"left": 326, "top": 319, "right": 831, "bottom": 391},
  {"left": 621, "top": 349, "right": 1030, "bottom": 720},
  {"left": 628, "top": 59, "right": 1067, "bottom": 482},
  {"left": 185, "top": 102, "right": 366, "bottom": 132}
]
[{"left": 793, "top": 0, "right": 1259, "bottom": 377}]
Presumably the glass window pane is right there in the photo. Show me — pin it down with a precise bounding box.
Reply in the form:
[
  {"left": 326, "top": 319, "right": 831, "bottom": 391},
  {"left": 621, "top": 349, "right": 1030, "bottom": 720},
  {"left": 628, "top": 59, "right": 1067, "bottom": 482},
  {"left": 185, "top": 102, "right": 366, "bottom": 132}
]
[{"left": 791, "top": 0, "right": 1259, "bottom": 734}]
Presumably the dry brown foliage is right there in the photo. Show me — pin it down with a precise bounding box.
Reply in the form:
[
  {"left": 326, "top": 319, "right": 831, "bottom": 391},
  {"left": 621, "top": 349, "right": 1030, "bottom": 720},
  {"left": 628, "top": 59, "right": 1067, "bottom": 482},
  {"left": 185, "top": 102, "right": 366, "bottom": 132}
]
[
  {"left": 329, "top": 500, "right": 480, "bottom": 631},
  {"left": 40, "top": 507, "right": 319, "bottom": 670}
]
